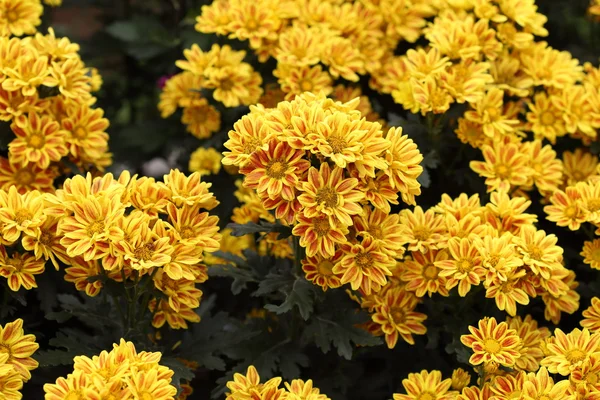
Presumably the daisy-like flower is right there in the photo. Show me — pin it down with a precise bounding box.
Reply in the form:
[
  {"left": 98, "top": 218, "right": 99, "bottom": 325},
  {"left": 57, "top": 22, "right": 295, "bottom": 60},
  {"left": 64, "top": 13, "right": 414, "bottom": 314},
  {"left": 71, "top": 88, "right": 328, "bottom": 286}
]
[
  {"left": 9, "top": 112, "right": 68, "bottom": 169},
  {"left": 454, "top": 118, "right": 486, "bottom": 149},
  {"left": 226, "top": 365, "right": 282, "bottom": 399},
  {"left": 352, "top": 207, "right": 404, "bottom": 257},
  {"left": 460, "top": 317, "right": 522, "bottom": 367},
  {"left": 205, "top": 66, "right": 261, "bottom": 108},
  {"left": 541, "top": 328, "right": 600, "bottom": 376},
  {"left": 44, "top": 58, "right": 92, "bottom": 101},
  {"left": 0, "top": 0, "right": 42, "bottom": 37},
  {"left": 440, "top": 59, "right": 493, "bottom": 104},
  {"left": 298, "top": 163, "right": 364, "bottom": 227},
  {"left": 275, "top": 24, "right": 322, "bottom": 67},
  {"left": 489, "top": 371, "right": 527, "bottom": 400},
  {"left": 544, "top": 186, "right": 586, "bottom": 230},
  {"left": 470, "top": 141, "right": 532, "bottom": 192},
  {"left": 333, "top": 236, "right": 394, "bottom": 295},
  {"left": 401, "top": 249, "right": 450, "bottom": 297},
  {"left": 284, "top": 379, "right": 329, "bottom": 400},
  {"left": 44, "top": 370, "right": 101, "bottom": 400},
  {"left": 393, "top": 370, "right": 455, "bottom": 400},
  {"left": 384, "top": 127, "right": 423, "bottom": 204},
  {"left": 2, "top": 53, "right": 49, "bottom": 97},
  {"left": 507, "top": 315, "right": 551, "bottom": 372},
  {"left": 522, "top": 140, "right": 563, "bottom": 195},
  {"left": 158, "top": 72, "right": 203, "bottom": 118},
  {"left": 450, "top": 369, "right": 471, "bottom": 392},
  {"left": 581, "top": 297, "right": 600, "bottom": 333},
  {"left": 149, "top": 299, "right": 200, "bottom": 330},
  {"left": 371, "top": 288, "right": 427, "bottom": 348},
  {"left": 321, "top": 36, "right": 365, "bottom": 82},
  {"left": 562, "top": 148, "right": 599, "bottom": 185},
  {"left": 436, "top": 237, "right": 485, "bottom": 297},
  {"left": 276, "top": 64, "right": 333, "bottom": 99},
  {"left": 576, "top": 181, "right": 600, "bottom": 224},
  {"left": 309, "top": 113, "right": 367, "bottom": 168},
  {"left": 398, "top": 206, "right": 446, "bottom": 253},
  {"left": 182, "top": 99, "right": 221, "bottom": 140},
  {"left": 63, "top": 257, "right": 105, "bottom": 297},
  {"left": 292, "top": 213, "right": 348, "bottom": 258},
  {"left": 60, "top": 103, "right": 110, "bottom": 160},
  {"left": 485, "top": 269, "right": 530, "bottom": 316},
  {"left": 515, "top": 225, "right": 562, "bottom": 279},
  {"left": 465, "top": 88, "right": 520, "bottom": 138},
  {"left": 0, "top": 318, "right": 39, "bottom": 381},
  {"left": 0, "top": 186, "right": 45, "bottom": 244},
  {"left": 240, "top": 139, "right": 309, "bottom": 201},
  {"left": 0, "top": 157, "right": 56, "bottom": 194},
  {"left": 163, "top": 169, "right": 219, "bottom": 210},
  {"left": 526, "top": 92, "right": 566, "bottom": 144},
  {"left": 570, "top": 352, "right": 600, "bottom": 393},
  {"left": 521, "top": 367, "right": 573, "bottom": 400},
  {"left": 223, "top": 113, "right": 275, "bottom": 167},
  {"left": 302, "top": 251, "right": 343, "bottom": 291},
  {"left": 0, "top": 250, "right": 45, "bottom": 291},
  {"left": 189, "top": 146, "right": 223, "bottom": 176},
  {"left": 0, "top": 352, "right": 24, "bottom": 400}
]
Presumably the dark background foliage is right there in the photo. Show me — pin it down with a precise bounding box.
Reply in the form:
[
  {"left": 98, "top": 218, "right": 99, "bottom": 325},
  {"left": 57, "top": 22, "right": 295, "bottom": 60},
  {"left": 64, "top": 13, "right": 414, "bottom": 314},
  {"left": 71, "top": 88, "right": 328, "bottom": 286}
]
[{"left": 5, "top": 0, "right": 600, "bottom": 398}]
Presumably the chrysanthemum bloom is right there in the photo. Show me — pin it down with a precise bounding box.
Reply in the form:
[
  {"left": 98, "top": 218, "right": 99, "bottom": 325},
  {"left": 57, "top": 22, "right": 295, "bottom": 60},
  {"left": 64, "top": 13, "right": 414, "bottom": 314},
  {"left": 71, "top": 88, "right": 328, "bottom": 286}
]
[
  {"left": 2, "top": 53, "right": 49, "bottom": 97},
  {"left": 189, "top": 147, "right": 223, "bottom": 176},
  {"left": 298, "top": 163, "right": 364, "bottom": 227},
  {"left": 321, "top": 36, "right": 365, "bottom": 82},
  {"left": 541, "top": 270, "right": 580, "bottom": 325},
  {"left": 309, "top": 113, "right": 368, "bottom": 169},
  {"left": 522, "top": 140, "right": 563, "bottom": 195},
  {"left": 521, "top": 367, "right": 573, "bottom": 400},
  {"left": 489, "top": 371, "right": 527, "bottom": 399},
  {"left": 166, "top": 203, "right": 220, "bottom": 249},
  {"left": 275, "top": 24, "right": 323, "bottom": 67},
  {"left": 43, "top": 58, "right": 92, "bottom": 101},
  {"left": 384, "top": 127, "right": 423, "bottom": 205},
  {"left": 470, "top": 141, "right": 533, "bottom": 192},
  {"left": 9, "top": 112, "right": 68, "bottom": 169},
  {"left": 0, "top": 318, "right": 38, "bottom": 381},
  {"left": 0, "top": 157, "right": 56, "bottom": 193},
  {"left": 0, "top": 0, "right": 42, "bottom": 37},
  {"left": 454, "top": 118, "right": 486, "bottom": 149},
  {"left": 359, "top": 172, "right": 400, "bottom": 214},
  {"left": 0, "top": 352, "right": 24, "bottom": 400},
  {"left": 157, "top": 72, "right": 204, "bottom": 118},
  {"left": 44, "top": 370, "right": 101, "bottom": 400},
  {"left": 398, "top": 206, "right": 446, "bottom": 253},
  {"left": 153, "top": 269, "right": 203, "bottom": 312},
  {"left": 544, "top": 186, "right": 587, "bottom": 230},
  {"left": 401, "top": 249, "right": 450, "bottom": 297},
  {"left": 60, "top": 104, "right": 110, "bottom": 160},
  {"left": 436, "top": 237, "right": 485, "bottom": 297},
  {"left": 164, "top": 169, "right": 219, "bottom": 210},
  {"left": 434, "top": 193, "right": 482, "bottom": 220},
  {"left": 302, "top": 251, "right": 343, "bottom": 291},
  {"left": 582, "top": 297, "right": 600, "bottom": 333},
  {"left": 0, "top": 250, "right": 45, "bottom": 291},
  {"left": 226, "top": 365, "right": 282, "bottom": 399},
  {"left": 240, "top": 139, "right": 309, "bottom": 201},
  {"left": 276, "top": 64, "right": 333, "bottom": 99},
  {"left": 125, "top": 364, "right": 178, "bottom": 399},
  {"left": 392, "top": 370, "right": 455, "bottom": 400},
  {"left": 352, "top": 208, "right": 404, "bottom": 257},
  {"left": 465, "top": 88, "right": 520, "bottom": 138},
  {"left": 460, "top": 317, "right": 522, "bottom": 367},
  {"left": 476, "top": 234, "right": 523, "bottom": 284},
  {"left": 182, "top": 99, "right": 221, "bottom": 140},
  {"left": 450, "top": 368, "right": 470, "bottom": 391},
  {"left": 0, "top": 186, "right": 45, "bottom": 243},
  {"left": 371, "top": 288, "right": 427, "bottom": 348},
  {"left": 149, "top": 299, "right": 200, "bottom": 330},
  {"left": 541, "top": 328, "right": 600, "bottom": 375},
  {"left": 484, "top": 190, "right": 537, "bottom": 233},
  {"left": 284, "top": 379, "right": 329, "bottom": 400},
  {"left": 334, "top": 236, "right": 394, "bottom": 295},
  {"left": 526, "top": 92, "right": 566, "bottom": 144},
  {"left": 576, "top": 181, "right": 600, "bottom": 224},
  {"left": 570, "top": 352, "right": 600, "bottom": 393},
  {"left": 515, "top": 225, "right": 562, "bottom": 279},
  {"left": 63, "top": 257, "right": 104, "bottom": 297},
  {"left": 292, "top": 213, "right": 348, "bottom": 258},
  {"left": 562, "top": 148, "right": 599, "bottom": 185},
  {"left": 440, "top": 59, "right": 493, "bottom": 104},
  {"left": 507, "top": 315, "right": 551, "bottom": 372},
  {"left": 223, "top": 114, "right": 275, "bottom": 167}
]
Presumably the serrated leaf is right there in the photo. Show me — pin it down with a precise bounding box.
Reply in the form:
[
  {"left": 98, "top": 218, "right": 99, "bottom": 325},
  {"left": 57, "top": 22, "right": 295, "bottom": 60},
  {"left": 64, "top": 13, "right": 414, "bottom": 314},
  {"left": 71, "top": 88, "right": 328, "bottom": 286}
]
[
  {"left": 278, "top": 349, "right": 309, "bottom": 380},
  {"left": 208, "top": 264, "right": 256, "bottom": 295},
  {"left": 161, "top": 357, "right": 195, "bottom": 393},
  {"left": 227, "top": 221, "right": 292, "bottom": 239},
  {"left": 36, "top": 349, "right": 78, "bottom": 367},
  {"left": 264, "top": 278, "right": 316, "bottom": 320},
  {"left": 253, "top": 272, "right": 294, "bottom": 297}
]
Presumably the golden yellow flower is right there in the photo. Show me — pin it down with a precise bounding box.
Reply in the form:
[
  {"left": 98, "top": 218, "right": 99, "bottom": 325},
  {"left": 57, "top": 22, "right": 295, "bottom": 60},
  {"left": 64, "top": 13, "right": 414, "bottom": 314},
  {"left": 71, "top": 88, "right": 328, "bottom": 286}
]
[
  {"left": 581, "top": 239, "right": 600, "bottom": 270},
  {"left": 461, "top": 316, "right": 522, "bottom": 367},
  {"left": 182, "top": 99, "right": 221, "bottom": 140},
  {"left": 0, "top": 0, "right": 42, "bottom": 37},
  {"left": 541, "top": 328, "right": 600, "bottom": 376},
  {"left": 189, "top": 147, "right": 223, "bottom": 176}
]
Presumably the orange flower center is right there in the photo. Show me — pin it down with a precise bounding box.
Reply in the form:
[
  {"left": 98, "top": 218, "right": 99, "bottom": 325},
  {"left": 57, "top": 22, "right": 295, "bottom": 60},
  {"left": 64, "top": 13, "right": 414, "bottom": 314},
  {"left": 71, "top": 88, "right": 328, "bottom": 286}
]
[
  {"left": 298, "top": 79, "right": 313, "bottom": 92},
  {"left": 528, "top": 245, "right": 543, "bottom": 261},
  {"left": 134, "top": 243, "right": 155, "bottom": 261},
  {"left": 317, "top": 260, "right": 334, "bottom": 276},
  {"left": 242, "top": 138, "right": 262, "bottom": 155},
  {"left": 587, "top": 199, "right": 600, "bottom": 212},
  {"left": 315, "top": 187, "right": 338, "bottom": 208},
  {"left": 495, "top": 164, "right": 510, "bottom": 179},
  {"left": 15, "top": 168, "right": 34, "bottom": 185},
  {"left": 591, "top": 248, "right": 600, "bottom": 262},
  {"left": 73, "top": 126, "right": 88, "bottom": 139},
  {"left": 180, "top": 226, "right": 196, "bottom": 240},
  {"left": 457, "top": 258, "right": 473, "bottom": 273},
  {"left": 564, "top": 205, "right": 578, "bottom": 218},
  {"left": 327, "top": 135, "right": 347, "bottom": 154},
  {"left": 87, "top": 220, "right": 105, "bottom": 236},
  {"left": 416, "top": 392, "right": 435, "bottom": 400},
  {"left": 389, "top": 307, "right": 405, "bottom": 324},
  {"left": 7, "top": 257, "right": 23, "bottom": 272},
  {"left": 412, "top": 226, "right": 431, "bottom": 241},
  {"left": 540, "top": 111, "right": 555, "bottom": 126},
  {"left": 423, "top": 264, "right": 438, "bottom": 280},
  {"left": 266, "top": 158, "right": 288, "bottom": 179},
  {"left": 483, "top": 338, "right": 501, "bottom": 354},
  {"left": 5, "top": 10, "right": 18, "bottom": 22},
  {"left": 245, "top": 18, "right": 258, "bottom": 30},
  {"left": 39, "top": 230, "right": 54, "bottom": 245},
  {"left": 566, "top": 349, "right": 587, "bottom": 364},
  {"left": 485, "top": 107, "right": 500, "bottom": 120},
  {"left": 572, "top": 171, "right": 585, "bottom": 182},
  {"left": 369, "top": 226, "right": 383, "bottom": 239},
  {"left": 65, "top": 391, "right": 83, "bottom": 400},
  {"left": 355, "top": 252, "right": 373, "bottom": 268},
  {"left": 15, "top": 208, "right": 32, "bottom": 224},
  {"left": 0, "top": 344, "right": 11, "bottom": 357},
  {"left": 27, "top": 133, "right": 46, "bottom": 149},
  {"left": 312, "top": 218, "right": 330, "bottom": 237},
  {"left": 220, "top": 78, "right": 234, "bottom": 91}
]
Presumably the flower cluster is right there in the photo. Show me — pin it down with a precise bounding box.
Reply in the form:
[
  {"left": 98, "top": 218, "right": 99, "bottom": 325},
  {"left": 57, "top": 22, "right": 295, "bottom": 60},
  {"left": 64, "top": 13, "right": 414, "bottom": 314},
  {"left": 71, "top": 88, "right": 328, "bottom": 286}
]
[
  {"left": 159, "top": 43, "right": 263, "bottom": 138},
  {"left": 394, "top": 313, "right": 600, "bottom": 400},
  {"left": 0, "top": 170, "right": 222, "bottom": 330},
  {"left": 43, "top": 339, "right": 178, "bottom": 400},
  {"left": 0, "top": 319, "right": 38, "bottom": 400},
  {"left": 590, "top": 0, "right": 600, "bottom": 18},
  {"left": 0, "top": 23, "right": 111, "bottom": 193},
  {"left": 225, "top": 365, "right": 330, "bottom": 400}
]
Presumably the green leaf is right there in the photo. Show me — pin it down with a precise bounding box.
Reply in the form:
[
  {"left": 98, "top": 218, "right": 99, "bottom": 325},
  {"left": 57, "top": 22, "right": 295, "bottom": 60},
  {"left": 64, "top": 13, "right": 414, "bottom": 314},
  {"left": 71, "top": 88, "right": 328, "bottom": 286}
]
[
  {"left": 227, "top": 221, "right": 293, "bottom": 239},
  {"left": 265, "top": 278, "right": 316, "bottom": 320},
  {"left": 208, "top": 264, "right": 257, "bottom": 295},
  {"left": 253, "top": 271, "right": 294, "bottom": 297},
  {"left": 161, "top": 357, "right": 195, "bottom": 394},
  {"left": 36, "top": 349, "right": 79, "bottom": 367},
  {"left": 106, "top": 21, "right": 140, "bottom": 42}
]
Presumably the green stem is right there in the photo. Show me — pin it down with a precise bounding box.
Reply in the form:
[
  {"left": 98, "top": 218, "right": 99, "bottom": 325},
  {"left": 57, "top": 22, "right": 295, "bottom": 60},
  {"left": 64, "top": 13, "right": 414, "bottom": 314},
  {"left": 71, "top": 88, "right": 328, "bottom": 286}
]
[
  {"left": 138, "top": 268, "right": 159, "bottom": 322},
  {"left": 293, "top": 236, "right": 303, "bottom": 276}
]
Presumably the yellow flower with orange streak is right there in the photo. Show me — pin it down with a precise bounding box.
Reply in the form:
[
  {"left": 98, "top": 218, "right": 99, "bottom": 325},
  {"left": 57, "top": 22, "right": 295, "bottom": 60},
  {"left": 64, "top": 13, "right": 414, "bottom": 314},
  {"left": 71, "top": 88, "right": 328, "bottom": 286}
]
[
  {"left": 9, "top": 112, "right": 68, "bottom": 169},
  {"left": 125, "top": 367, "right": 178, "bottom": 400},
  {"left": 321, "top": 36, "right": 365, "bottom": 82},
  {"left": 392, "top": 370, "right": 455, "bottom": 400},
  {"left": 454, "top": 118, "right": 486, "bottom": 149},
  {"left": 153, "top": 269, "right": 202, "bottom": 313},
  {"left": 63, "top": 257, "right": 105, "bottom": 297},
  {"left": 489, "top": 371, "right": 526, "bottom": 399},
  {"left": 521, "top": 367, "right": 573, "bottom": 400},
  {"left": 562, "top": 148, "right": 599, "bottom": 186},
  {"left": 508, "top": 315, "right": 551, "bottom": 372},
  {"left": 0, "top": 0, "right": 42, "bottom": 37},
  {"left": 333, "top": 236, "right": 394, "bottom": 295},
  {"left": 582, "top": 297, "right": 600, "bottom": 335},
  {"left": 60, "top": 103, "right": 110, "bottom": 160},
  {"left": 470, "top": 140, "right": 533, "bottom": 192},
  {"left": 440, "top": 59, "right": 493, "bottom": 104},
  {"left": 164, "top": 169, "right": 219, "bottom": 210},
  {"left": 570, "top": 352, "right": 600, "bottom": 393},
  {"left": 223, "top": 113, "right": 275, "bottom": 167},
  {"left": 541, "top": 270, "right": 580, "bottom": 325},
  {"left": 544, "top": 186, "right": 587, "bottom": 230},
  {"left": 465, "top": 88, "right": 520, "bottom": 138},
  {"left": 359, "top": 172, "right": 399, "bottom": 214},
  {"left": 158, "top": 72, "right": 204, "bottom": 118},
  {"left": 301, "top": 251, "right": 343, "bottom": 291},
  {"left": 2, "top": 53, "right": 49, "bottom": 97},
  {"left": 457, "top": 386, "right": 492, "bottom": 400},
  {"left": 275, "top": 24, "right": 322, "bottom": 67},
  {"left": 485, "top": 269, "right": 530, "bottom": 316},
  {"left": 166, "top": 203, "right": 220, "bottom": 249},
  {"left": 522, "top": 140, "right": 563, "bottom": 195},
  {"left": 240, "top": 139, "right": 309, "bottom": 202},
  {"left": 127, "top": 176, "right": 170, "bottom": 217},
  {"left": 411, "top": 77, "right": 453, "bottom": 115},
  {"left": 0, "top": 186, "right": 45, "bottom": 244},
  {"left": 226, "top": 365, "right": 282, "bottom": 400},
  {"left": 0, "top": 157, "right": 56, "bottom": 193},
  {"left": 276, "top": 64, "right": 333, "bottom": 99},
  {"left": 0, "top": 249, "right": 44, "bottom": 291},
  {"left": 149, "top": 299, "right": 200, "bottom": 330},
  {"left": 450, "top": 368, "right": 470, "bottom": 392},
  {"left": 401, "top": 249, "right": 450, "bottom": 297},
  {"left": 284, "top": 379, "right": 329, "bottom": 400},
  {"left": 227, "top": 0, "right": 282, "bottom": 49},
  {"left": 58, "top": 193, "right": 124, "bottom": 261},
  {"left": 526, "top": 92, "right": 566, "bottom": 144},
  {"left": 44, "top": 58, "right": 92, "bottom": 101},
  {"left": 398, "top": 206, "right": 446, "bottom": 253},
  {"left": 515, "top": 225, "right": 562, "bottom": 279},
  {"left": 21, "top": 216, "right": 69, "bottom": 270},
  {"left": 0, "top": 351, "right": 24, "bottom": 400},
  {"left": 371, "top": 288, "right": 427, "bottom": 348},
  {"left": 292, "top": 213, "right": 347, "bottom": 258},
  {"left": 298, "top": 163, "right": 364, "bottom": 227},
  {"left": 460, "top": 317, "right": 522, "bottom": 368},
  {"left": 384, "top": 127, "right": 423, "bottom": 205},
  {"left": 541, "top": 328, "right": 600, "bottom": 376},
  {"left": 576, "top": 181, "right": 600, "bottom": 224},
  {"left": 435, "top": 237, "right": 485, "bottom": 297},
  {"left": 352, "top": 207, "right": 404, "bottom": 258},
  {"left": 205, "top": 65, "right": 262, "bottom": 108},
  {"left": 182, "top": 99, "right": 221, "bottom": 140},
  {"left": 0, "top": 318, "right": 39, "bottom": 381}
]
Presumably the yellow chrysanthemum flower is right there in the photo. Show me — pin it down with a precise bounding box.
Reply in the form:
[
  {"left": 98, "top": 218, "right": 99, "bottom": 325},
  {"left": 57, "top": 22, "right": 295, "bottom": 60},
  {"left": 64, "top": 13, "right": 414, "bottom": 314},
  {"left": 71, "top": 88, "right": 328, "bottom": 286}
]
[{"left": 189, "top": 146, "right": 223, "bottom": 176}]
